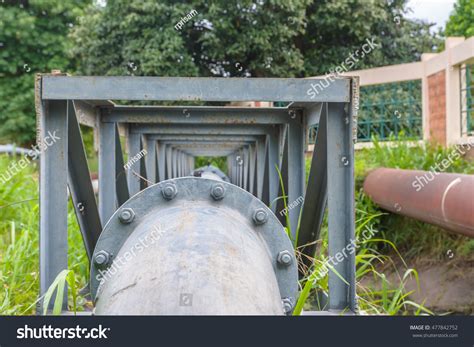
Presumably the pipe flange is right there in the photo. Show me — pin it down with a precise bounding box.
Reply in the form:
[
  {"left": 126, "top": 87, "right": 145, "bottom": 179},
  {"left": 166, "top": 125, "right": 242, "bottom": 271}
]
[{"left": 90, "top": 178, "right": 298, "bottom": 304}]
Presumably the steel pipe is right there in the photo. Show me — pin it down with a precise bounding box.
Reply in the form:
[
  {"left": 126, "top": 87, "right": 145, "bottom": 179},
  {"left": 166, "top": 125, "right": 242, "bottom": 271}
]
[
  {"left": 192, "top": 165, "right": 230, "bottom": 182},
  {"left": 92, "top": 178, "right": 298, "bottom": 315},
  {"left": 364, "top": 168, "right": 474, "bottom": 237}
]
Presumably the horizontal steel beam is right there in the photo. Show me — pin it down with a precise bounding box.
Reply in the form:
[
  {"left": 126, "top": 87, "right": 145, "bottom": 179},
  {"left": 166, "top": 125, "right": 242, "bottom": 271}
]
[
  {"left": 105, "top": 109, "right": 292, "bottom": 124},
  {"left": 180, "top": 149, "right": 238, "bottom": 156},
  {"left": 131, "top": 124, "right": 274, "bottom": 135},
  {"left": 149, "top": 135, "right": 262, "bottom": 142},
  {"left": 42, "top": 76, "right": 351, "bottom": 102}
]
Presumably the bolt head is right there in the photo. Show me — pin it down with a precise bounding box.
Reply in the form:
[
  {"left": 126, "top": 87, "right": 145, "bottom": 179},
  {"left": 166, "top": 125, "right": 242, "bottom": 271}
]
[
  {"left": 162, "top": 183, "right": 177, "bottom": 200},
  {"left": 94, "top": 250, "right": 110, "bottom": 267},
  {"left": 211, "top": 184, "right": 225, "bottom": 200},
  {"left": 282, "top": 297, "right": 294, "bottom": 314},
  {"left": 277, "top": 250, "right": 293, "bottom": 266},
  {"left": 118, "top": 208, "right": 135, "bottom": 224},
  {"left": 253, "top": 208, "right": 268, "bottom": 225}
]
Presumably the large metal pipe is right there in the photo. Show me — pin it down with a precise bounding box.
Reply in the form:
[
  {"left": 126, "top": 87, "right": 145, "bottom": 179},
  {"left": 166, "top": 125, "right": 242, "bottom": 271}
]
[
  {"left": 363, "top": 168, "right": 474, "bottom": 237},
  {"left": 192, "top": 165, "right": 230, "bottom": 182},
  {"left": 91, "top": 178, "right": 297, "bottom": 315}
]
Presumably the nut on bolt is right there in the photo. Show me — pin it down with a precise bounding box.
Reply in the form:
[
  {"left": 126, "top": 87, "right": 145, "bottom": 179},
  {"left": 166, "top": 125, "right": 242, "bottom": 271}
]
[
  {"left": 118, "top": 208, "right": 135, "bottom": 224},
  {"left": 210, "top": 184, "right": 225, "bottom": 200},
  {"left": 282, "top": 297, "right": 294, "bottom": 314},
  {"left": 94, "top": 250, "right": 110, "bottom": 268},
  {"left": 253, "top": 208, "right": 268, "bottom": 225},
  {"left": 277, "top": 250, "right": 293, "bottom": 266},
  {"left": 162, "top": 183, "right": 178, "bottom": 200}
]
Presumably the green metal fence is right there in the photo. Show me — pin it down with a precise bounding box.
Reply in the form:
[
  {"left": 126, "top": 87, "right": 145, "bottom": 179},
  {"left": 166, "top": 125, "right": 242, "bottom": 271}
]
[
  {"left": 461, "top": 64, "right": 474, "bottom": 136},
  {"left": 308, "top": 80, "right": 422, "bottom": 144},
  {"left": 356, "top": 80, "right": 422, "bottom": 142}
]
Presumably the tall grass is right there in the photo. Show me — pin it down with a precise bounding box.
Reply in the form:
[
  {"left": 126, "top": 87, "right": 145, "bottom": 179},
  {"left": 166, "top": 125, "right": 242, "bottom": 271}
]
[
  {"left": 292, "top": 135, "right": 474, "bottom": 315},
  {"left": 357, "top": 136, "right": 474, "bottom": 259},
  {"left": 0, "top": 135, "right": 472, "bottom": 315},
  {"left": 0, "top": 156, "right": 88, "bottom": 315}
]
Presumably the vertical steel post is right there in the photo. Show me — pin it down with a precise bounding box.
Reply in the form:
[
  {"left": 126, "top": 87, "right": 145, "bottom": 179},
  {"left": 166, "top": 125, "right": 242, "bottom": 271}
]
[
  {"left": 248, "top": 144, "right": 256, "bottom": 195},
  {"left": 98, "top": 114, "right": 116, "bottom": 224},
  {"left": 326, "top": 102, "right": 356, "bottom": 312},
  {"left": 39, "top": 100, "right": 68, "bottom": 311},
  {"left": 127, "top": 132, "right": 141, "bottom": 195},
  {"left": 165, "top": 144, "right": 172, "bottom": 179},
  {"left": 157, "top": 142, "right": 166, "bottom": 182},
  {"left": 243, "top": 146, "right": 249, "bottom": 191},
  {"left": 256, "top": 138, "right": 266, "bottom": 200},
  {"left": 287, "top": 113, "right": 305, "bottom": 238},
  {"left": 267, "top": 127, "right": 280, "bottom": 211},
  {"left": 145, "top": 137, "right": 157, "bottom": 183}
]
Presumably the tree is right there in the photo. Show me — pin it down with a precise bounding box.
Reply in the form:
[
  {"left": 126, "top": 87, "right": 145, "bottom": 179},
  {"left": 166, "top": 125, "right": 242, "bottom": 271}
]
[
  {"left": 445, "top": 0, "right": 474, "bottom": 37},
  {"left": 71, "top": 0, "right": 440, "bottom": 80},
  {"left": 0, "top": 0, "right": 90, "bottom": 145}
]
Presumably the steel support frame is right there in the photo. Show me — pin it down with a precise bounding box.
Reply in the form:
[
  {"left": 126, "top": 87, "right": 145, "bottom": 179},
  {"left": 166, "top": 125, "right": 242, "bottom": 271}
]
[{"left": 38, "top": 75, "right": 356, "bottom": 315}]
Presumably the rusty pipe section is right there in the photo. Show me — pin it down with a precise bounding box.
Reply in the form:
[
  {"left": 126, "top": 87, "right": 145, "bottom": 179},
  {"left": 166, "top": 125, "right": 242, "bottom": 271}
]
[{"left": 363, "top": 168, "right": 474, "bottom": 237}]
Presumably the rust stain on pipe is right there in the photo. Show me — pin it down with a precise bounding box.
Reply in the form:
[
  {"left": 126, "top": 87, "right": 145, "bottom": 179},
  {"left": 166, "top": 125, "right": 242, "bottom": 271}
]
[{"left": 363, "top": 168, "right": 474, "bottom": 238}]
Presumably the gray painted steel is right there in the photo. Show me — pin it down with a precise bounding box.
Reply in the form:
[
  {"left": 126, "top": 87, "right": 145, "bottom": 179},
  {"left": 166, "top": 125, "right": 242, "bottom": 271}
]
[
  {"left": 327, "top": 102, "right": 356, "bottom": 311},
  {"left": 42, "top": 76, "right": 351, "bottom": 102},
  {"left": 39, "top": 100, "right": 68, "bottom": 310},
  {"left": 114, "top": 125, "right": 130, "bottom": 207},
  {"left": 37, "top": 75, "right": 357, "bottom": 315},
  {"left": 297, "top": 104, "right": 328, "bottom": 275},
  {"left": 68, "top": 101, "right": 102, "bottom": 259},
  {"left": 92, "top": 178, "right": 297, "bottom": 315},
  {"left": 192, "top": 165, "right": 230, "bottom": 182},
  {"left": 98, "top": 117, "right": 116, "bottom": 224}
]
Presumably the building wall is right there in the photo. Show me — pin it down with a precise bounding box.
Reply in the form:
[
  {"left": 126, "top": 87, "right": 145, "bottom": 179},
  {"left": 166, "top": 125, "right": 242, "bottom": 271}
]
[{"left": 427, "top": 70, "right": 447, "bottom": 145}]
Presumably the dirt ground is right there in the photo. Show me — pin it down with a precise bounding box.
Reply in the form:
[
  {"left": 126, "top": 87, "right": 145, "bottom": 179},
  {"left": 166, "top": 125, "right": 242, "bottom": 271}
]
[{"left": 363, "top": 257, "right": 474, "bottom": 314}]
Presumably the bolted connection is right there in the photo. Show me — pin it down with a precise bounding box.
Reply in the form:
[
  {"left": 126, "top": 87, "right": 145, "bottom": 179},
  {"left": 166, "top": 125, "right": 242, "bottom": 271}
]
[
  {"left": 210, "top": 184, "right": 226, "bottom": 200},
  {"left": 162, "top": 183, "right": 178, "bottom": 200},
  {"left": 281, "top": 297, "right": 294, "bottom": 314},
  {"left": 118, "top": 208, "right": 135, "bottom": 224},
  {"left": 253, "top": 208, "right": 268, "bottom": 225},
  {"left": 277, "top": 250, "right": 293, "bottom": 266},
  {"left": 94, "top": 250, "right": 111, "bottom": 268}
]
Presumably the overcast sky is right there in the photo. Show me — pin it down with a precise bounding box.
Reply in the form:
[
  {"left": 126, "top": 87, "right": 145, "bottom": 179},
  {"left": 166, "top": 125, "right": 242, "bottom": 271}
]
[{"left": 407, "top": 0, "right": 457, "bottom": 30}]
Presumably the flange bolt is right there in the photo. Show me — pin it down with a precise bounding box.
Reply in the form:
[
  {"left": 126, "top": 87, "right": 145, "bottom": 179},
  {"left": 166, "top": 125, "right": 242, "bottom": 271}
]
[
  {"left": 94, "top": 250, "right": 110, "bottom": 268},
  {"left": 118, "top": 208, "right": 135, "bottom": 224},
  {"left": 253, "top": 208, "right": 268, "bottom": 225},
  {"left": 162, "top": 183, "right": 178, "bottom": 200},
  {"left": 277, "top": 250, "right": 293, "bottom": 266},
  {"left": 211, "top": 184, "right": 226, "bottom": 200},
  {"left": 282, "top": 297, "right": 294, "bottom": 314}
]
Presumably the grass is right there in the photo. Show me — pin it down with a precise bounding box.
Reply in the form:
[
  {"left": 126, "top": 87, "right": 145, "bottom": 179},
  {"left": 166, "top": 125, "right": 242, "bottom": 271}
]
[
  {"left": 293, "top": 136, "right": 474, "bottom": 315},
  {"left": 356, "top": 136, "right": 474, "bottom": 260},
  {"left": 0, "top": 136, "right": 472, "bottom": 315},
  {"left": 0, "top": 155, "right": 88, "bottom": 315}
]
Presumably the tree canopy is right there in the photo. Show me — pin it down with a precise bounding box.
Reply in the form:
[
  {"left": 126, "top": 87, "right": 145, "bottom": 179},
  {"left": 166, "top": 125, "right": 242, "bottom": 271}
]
[
  {"left": 71, "top": 0, "right": 440, "bottom": 78},
  {"left": 445, "top": 0, "right": 474, "bottom": 38},
  {"left": 0, "top": 0, "right": 443, "bottom": 144},
  {"left": 0, "top": 0, "right": 90, "bottom": 145}
]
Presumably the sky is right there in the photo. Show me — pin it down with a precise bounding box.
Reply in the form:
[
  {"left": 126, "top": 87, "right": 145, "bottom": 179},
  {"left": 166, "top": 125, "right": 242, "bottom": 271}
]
[{"left": 406, "top": 0, "right": 457, "bottom": 31}]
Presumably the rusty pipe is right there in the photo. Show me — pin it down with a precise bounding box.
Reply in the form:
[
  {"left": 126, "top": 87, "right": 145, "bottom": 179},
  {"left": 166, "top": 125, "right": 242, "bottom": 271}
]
[{"left": 363, "top": 168, "right": 474, "bottom": 237}]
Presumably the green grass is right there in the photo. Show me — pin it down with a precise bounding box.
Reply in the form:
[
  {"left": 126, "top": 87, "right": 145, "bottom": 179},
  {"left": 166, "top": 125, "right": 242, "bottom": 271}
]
[
  {"left": 294, "top": 136, "right": 474, "bottom": 315},
  {"left": 0, "top": 136, "right": 472, "bottom": 315},
  {"left": 0, "top": 156, "right": 88, "bottom": 315},
  {"left": 356, "top": 136, "right": 474, "bottom": 260}
]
